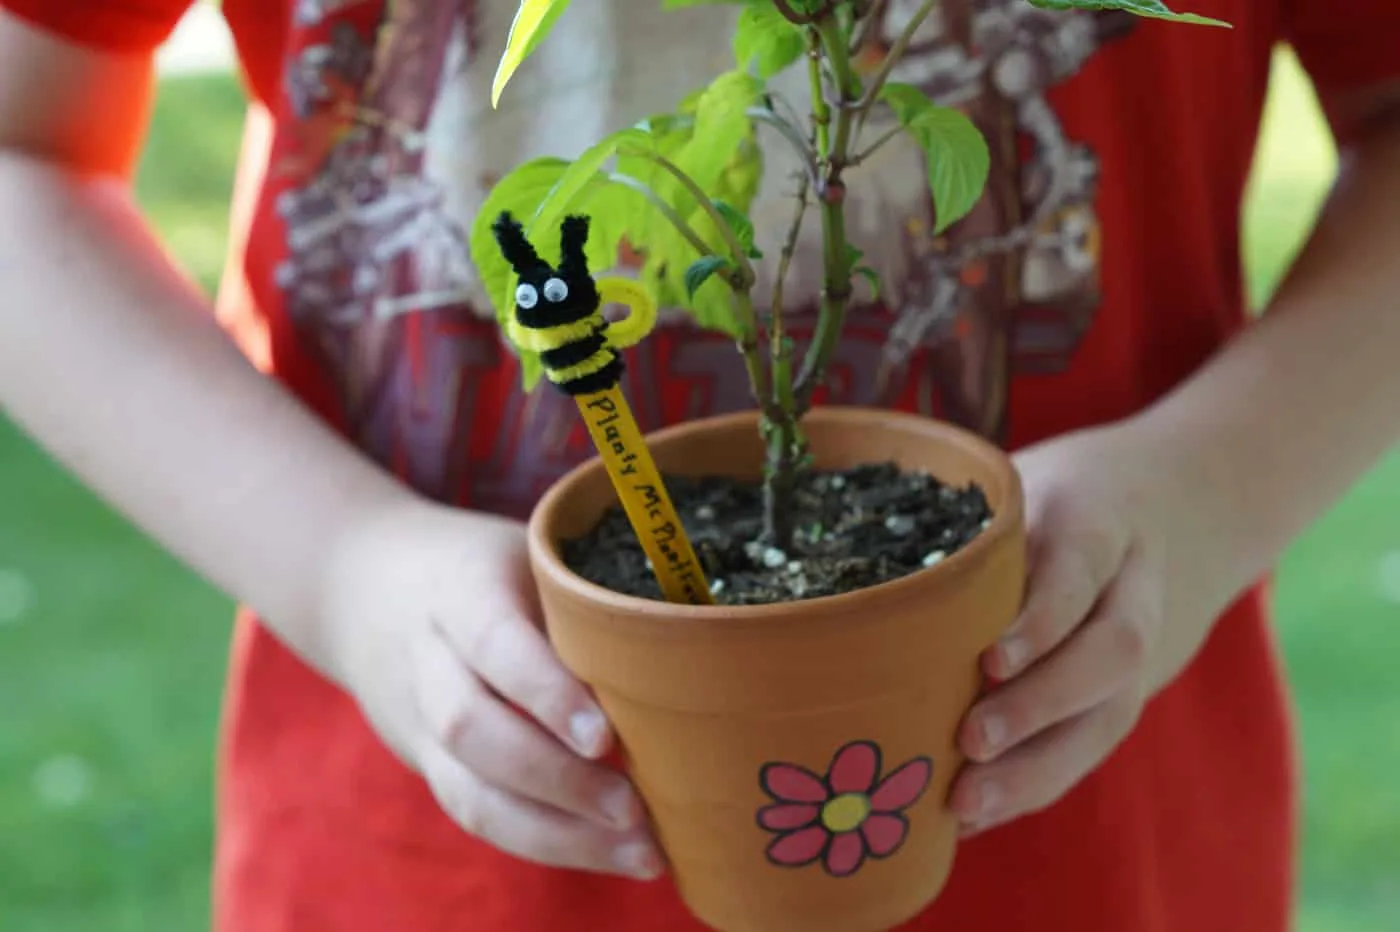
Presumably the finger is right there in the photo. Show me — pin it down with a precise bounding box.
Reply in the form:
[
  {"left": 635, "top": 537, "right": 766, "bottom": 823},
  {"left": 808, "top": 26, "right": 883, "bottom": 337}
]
[
  {"left": 963, "top": 542, "right": 1161, "bottom": 762},
  {"left": 421, "top": 744, "right": 664, "bottom": 880},
  {"left": 987, "top": 514, "right": 1126, "bottom": 680},
  {"left": 433, "top": 606, "right": 613, "bottom": 760},
  {"left": 950, "top": 691, "right": 1143, "bottom": 834},
  {"left": 415, "top": 630, "right": 647, "bottom": 831}
]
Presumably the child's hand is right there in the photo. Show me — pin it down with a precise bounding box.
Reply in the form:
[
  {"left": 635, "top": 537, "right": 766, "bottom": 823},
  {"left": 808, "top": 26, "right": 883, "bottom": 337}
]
[
  {"left": 949, "top": 420, "right": 1220, "bottom": 836},
  {"left": 319, "top": 498, "right": 663, "bottom": 880}
]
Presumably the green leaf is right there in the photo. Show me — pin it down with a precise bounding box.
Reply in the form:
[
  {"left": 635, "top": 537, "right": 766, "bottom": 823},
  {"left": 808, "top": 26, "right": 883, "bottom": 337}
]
[
  {"left": 842, "top": 242, "right": 880, "bottom": 299},
  {"left": 684, "top": 256, "right": 732, "bottom": 299},
  {"left": 676, "top": 70, "right": 764, "bottom": 194},
  {"left": 713, "top": 200, "right": 762, "bottom": 258},
  {"left": 1023, "top": 0, "right": 1230, "bottom": 26},
  {"left": 612, "top": 120, "right": 695, "bottom": 259},
  {"left": 671, "top": 137, "right": 764, "bottom": 334},
  {"left": 469, "top": 147, "right": 636, "bottom": 391},
  {"left": 878, "top": 83, "right": 990, "bottom": 235},
  {"left": 610, "top": 77, "right": 764, "bottom": 337},
  {"left": 854, "top": 266, "right": 881, "bottom": 299},
  {"left": 493, "top": 70, "right": 763, "bottom": 340},
  {"left": 662, "top": 0, "right": 778, "bottom": 7},
  {"left": 530, "top": 127, "right": 652, "bottom": 242},
  {"left": 517, "top": 353, "right": 546, "bottom": 390},
  {"left": 492, "top": 0, "right": 574, "bottom": 108},
  {"left": 733, "top": 4, "right": 805, "bottom": 78},
  {"left": 467, "top": 156, "right": 570, "bottom": 324},
  {"left": 568, "top": 179, "right": 630, "bottom": 279}
]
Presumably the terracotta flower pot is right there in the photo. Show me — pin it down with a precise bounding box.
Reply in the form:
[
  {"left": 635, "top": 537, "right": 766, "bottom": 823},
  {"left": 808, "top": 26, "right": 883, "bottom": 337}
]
[{"left": 528, "top": 406, "right": 1027, "bottom": 932}]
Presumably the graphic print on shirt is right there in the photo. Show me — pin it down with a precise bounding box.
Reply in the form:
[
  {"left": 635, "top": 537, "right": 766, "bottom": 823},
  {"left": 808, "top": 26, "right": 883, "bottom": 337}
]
[{"left": 266, "top": 0, "right": 1134, "bottom": 513}]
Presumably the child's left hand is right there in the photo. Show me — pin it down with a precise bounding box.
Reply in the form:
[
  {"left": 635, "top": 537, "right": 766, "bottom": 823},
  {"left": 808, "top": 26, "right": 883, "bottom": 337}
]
[{"left": 949, "top": 418, "right": 1221, "bottom": 836}]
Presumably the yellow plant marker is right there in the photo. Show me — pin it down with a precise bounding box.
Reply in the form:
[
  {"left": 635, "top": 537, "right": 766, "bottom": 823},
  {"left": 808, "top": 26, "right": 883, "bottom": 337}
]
[
  {"left": 492, "top": 212, "right": 714, "bottom": 606},
  {"left": 574, "top": 384, "right": 712, "bottom": 605}
]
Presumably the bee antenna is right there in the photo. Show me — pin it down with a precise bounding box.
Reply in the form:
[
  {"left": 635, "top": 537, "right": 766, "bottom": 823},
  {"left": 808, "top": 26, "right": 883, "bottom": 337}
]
[
  {"left": 559, "top": 215, "right": 591, "bottom": 278},
  {"left": 492, "top": 211, "right": 544, "bottom": 276}
]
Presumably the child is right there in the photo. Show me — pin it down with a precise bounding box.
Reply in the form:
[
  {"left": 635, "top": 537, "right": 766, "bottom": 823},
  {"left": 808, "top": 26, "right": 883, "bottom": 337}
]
[{"left": 1, "top": 1, "right": 1397, "bottom": 929}]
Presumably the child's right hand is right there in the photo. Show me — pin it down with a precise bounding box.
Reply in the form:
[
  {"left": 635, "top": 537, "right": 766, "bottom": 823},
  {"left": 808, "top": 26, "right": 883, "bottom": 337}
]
[{"left": 316, "top": 497, "right": 664, "bottom": 880}]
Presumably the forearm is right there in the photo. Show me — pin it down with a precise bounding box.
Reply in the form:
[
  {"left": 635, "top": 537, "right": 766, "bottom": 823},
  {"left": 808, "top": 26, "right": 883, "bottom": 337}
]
[
  {"left": 0, "top": 152, "right": 415, "bottom": 663},
  {"left": 1140, "top": 116, "right": 1400, "bottom": 617}
]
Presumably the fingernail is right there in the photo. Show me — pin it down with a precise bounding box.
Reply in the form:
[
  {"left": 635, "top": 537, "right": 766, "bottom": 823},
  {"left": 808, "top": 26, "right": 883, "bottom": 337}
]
[
  {"left": 999, "top": 636, "right": 1030, "bottom": 674},
  {"left": 974, "top": 781, "right": 1002, "bottom": 820},
  {"left": 615, "top": 842, "right": 662, "bottom": 880},
  {"left": 600, "top": 783, "right": 638, "bottom": 829},
  {"left": 979, "top": 714, "right": 1008, "bottom": 755},
  {"left": 569, "top": 708, "right": 608, "bottom": 756}
]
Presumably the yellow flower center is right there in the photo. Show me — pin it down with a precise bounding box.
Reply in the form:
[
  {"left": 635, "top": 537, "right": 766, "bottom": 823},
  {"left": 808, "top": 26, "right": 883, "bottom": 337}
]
[{"left": 820, "top": 793, "right": 872, "bottom": 834}]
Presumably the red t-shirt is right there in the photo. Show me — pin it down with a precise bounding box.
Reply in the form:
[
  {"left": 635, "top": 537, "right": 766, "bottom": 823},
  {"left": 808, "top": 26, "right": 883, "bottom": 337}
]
[{"left": 7, "top": 1, "right": 1399, "bottom": 930}]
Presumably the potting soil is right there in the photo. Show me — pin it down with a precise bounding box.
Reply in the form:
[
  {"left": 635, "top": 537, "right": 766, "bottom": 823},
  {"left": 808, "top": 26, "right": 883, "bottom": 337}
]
[{"left": 561, "top": 462, "right": 992, "bottom": 605}]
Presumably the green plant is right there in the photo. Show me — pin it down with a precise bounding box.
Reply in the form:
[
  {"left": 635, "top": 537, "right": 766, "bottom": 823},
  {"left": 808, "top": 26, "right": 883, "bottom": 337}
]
[{"left": 470, "top": 0, "right": 1225, "bottom": 548}]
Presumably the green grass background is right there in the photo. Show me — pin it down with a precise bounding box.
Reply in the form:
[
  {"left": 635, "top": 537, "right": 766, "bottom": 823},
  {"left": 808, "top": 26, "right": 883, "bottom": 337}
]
[{"left": 1, "top": 49, "right": 1397, "bottom": 930}]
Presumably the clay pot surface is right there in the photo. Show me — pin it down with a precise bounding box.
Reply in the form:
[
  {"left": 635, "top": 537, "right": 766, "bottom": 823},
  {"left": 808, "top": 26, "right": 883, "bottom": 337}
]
[{"left": 528, "top": 406, "right": 1026, "bottom": 932}]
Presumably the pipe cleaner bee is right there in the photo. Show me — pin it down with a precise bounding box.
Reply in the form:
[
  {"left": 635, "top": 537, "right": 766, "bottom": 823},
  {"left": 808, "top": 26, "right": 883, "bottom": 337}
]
[{"left": 491, "top": 211, "right": 656, "bottom": 396}]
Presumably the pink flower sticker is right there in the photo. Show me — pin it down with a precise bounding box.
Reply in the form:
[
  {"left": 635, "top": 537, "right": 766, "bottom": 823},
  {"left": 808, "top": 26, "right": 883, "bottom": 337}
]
[{"left": 757, "top": 740, "right": 933, "bottom": 877}]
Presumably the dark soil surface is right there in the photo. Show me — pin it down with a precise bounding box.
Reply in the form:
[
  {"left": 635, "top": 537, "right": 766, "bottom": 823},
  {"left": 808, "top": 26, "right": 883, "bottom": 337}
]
[{"left": 561, "top": 462, "right": 993, "bottom": 605}]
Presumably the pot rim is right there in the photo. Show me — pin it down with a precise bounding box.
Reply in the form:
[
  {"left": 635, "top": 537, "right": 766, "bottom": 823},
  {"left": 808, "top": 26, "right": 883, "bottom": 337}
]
[{"left": 527, "top": 405, "right": 1024, "bottom": 628}]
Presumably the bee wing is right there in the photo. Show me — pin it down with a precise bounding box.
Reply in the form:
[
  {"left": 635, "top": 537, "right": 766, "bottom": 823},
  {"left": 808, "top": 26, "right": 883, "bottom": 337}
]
[{"left": 596, "top": 277, "right": 659, "bottom": 350}]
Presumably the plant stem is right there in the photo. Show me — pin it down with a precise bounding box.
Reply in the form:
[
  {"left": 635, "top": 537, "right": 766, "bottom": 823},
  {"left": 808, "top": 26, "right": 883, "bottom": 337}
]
[
  {"left": 822, "top": 20, "right": 861, "bottom": 161},
  {"left": 747, "top": 107, "right": 821, "bottom": 186},
  {"left": 794, "top": 14, "right": 862, "bottom": 410},
  {"left": 613, "top": 161, "right": 773, "bottom": 489},
  {"left": 626, "top": 147, "right": 756, "bottom": 288},
  {"left": 756, "top": 3, "right": 938, "bottom": 548},
  {"left": 771, "top": 0, "right": 825, "bottom": 25},
  {"left": 857, "top": 0, "right": 939, "bottom": 111},
  {"left": 769, "top": 175, "right": 811, "bottom": 318},
  {"left": 851, "top": 0, "right": 938, "bottom": 143},
  {"left": 762, "top": 345, "right": 801, "bottom": 547},
  {"left": 731, "top": 287, "right": 772, "bottom": 421},
  {"left": 606, "top": 172, "right": 715, "bottom": 259},
  {"left": 850, "top": 123, "right": 905, "bottom": 165},
  {"left": 758, "top": 10, "right": 868, "bottom": 548},
  {"left": 848, "top": 0, "right": 889, "bottom": 56},
  {"left": 760, "top": 177, "right": 812, "bottom": 546},
  {"left": 806, "top": 31, "right": 831, "bottom": 161}
]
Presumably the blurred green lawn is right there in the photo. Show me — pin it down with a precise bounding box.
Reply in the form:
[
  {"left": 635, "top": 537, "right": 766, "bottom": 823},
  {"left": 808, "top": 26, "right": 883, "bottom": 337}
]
[{"left": 1, "top": 50, "right": 1397, "bottom": 931}]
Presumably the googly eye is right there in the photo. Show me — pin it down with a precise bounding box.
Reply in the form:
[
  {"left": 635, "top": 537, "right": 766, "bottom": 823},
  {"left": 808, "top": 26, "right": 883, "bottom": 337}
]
[
  {"left": 543, "top": 277, "right": 569, "bottom": 303},
  {"left": 515, "top": 283, "right": 539, "bottom": 309}
]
